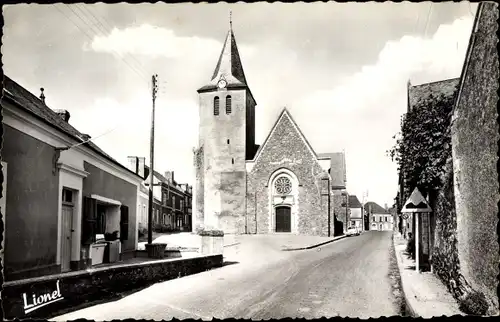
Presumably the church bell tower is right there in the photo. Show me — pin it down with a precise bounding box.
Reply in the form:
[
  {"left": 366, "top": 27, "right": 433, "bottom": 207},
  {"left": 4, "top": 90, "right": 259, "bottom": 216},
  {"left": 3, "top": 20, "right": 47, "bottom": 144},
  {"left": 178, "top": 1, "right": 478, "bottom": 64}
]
[{"left": 194, "top": 14, "right": 257, "bottom": 233}]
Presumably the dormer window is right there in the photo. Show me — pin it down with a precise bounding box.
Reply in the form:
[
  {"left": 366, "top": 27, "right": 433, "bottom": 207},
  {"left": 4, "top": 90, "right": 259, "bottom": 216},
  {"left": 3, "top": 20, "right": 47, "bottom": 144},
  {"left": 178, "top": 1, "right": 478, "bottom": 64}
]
[
  {"left": 214, "top": 96, "right": 220, "bottom": 116},
  {"left": 226, "top": 96, "right": 232, "bottom": 114}
]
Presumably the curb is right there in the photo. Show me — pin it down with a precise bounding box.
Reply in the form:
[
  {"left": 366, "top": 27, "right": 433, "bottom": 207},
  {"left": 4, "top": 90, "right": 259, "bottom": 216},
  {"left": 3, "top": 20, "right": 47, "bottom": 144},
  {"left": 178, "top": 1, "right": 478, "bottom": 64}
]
[
  {"left": 281, "top": 235, "right": 348, "bottom": 251},
  {"left": 223, "top": 242, "right": 241, "bottom": 248},
  {"left": 392, "top": 234, "right": 418, "bottom": 317}
]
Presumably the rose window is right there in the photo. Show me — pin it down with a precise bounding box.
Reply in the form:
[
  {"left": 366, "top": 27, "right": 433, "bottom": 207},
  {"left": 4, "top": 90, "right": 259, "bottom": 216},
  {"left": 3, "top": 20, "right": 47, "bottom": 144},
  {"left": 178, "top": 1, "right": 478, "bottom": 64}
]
[{"left": 275, "top": 176, "right": 292, "bottom": 195}]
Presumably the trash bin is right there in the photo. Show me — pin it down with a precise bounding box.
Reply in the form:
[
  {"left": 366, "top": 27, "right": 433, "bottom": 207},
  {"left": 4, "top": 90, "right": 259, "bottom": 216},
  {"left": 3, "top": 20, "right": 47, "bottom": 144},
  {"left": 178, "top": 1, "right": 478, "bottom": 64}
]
[{"left": 91, "top": 243, "right": 106, "bottom": 265}]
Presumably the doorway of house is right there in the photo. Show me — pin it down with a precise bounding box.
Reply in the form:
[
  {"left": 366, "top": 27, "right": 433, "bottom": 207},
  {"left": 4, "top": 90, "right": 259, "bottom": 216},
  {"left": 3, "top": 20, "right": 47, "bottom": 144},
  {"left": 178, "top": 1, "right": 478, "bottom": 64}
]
[
  {"left": 61, "top": 188, "right": 74, "bottom": 272},
  {"left": 275, "top": 206, "right": 291, "bottom": 232},
  {"left": 379, "top": 223, "right": 383, "bottom": 231}
]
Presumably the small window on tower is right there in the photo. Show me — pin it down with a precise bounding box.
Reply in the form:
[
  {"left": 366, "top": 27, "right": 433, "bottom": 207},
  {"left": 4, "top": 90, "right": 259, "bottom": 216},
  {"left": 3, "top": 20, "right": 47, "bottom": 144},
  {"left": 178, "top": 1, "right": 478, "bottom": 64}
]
[
  {"left": 214, "top": 96, "right": 220, "bottom": 116},
  {"left": 231, "top": 158, "right": 235, "bottom": 164},
  {"left": 226, "top": 96, "right": 232, "bottom": 114},
  {"left": 227, "top": 139, "right": 230, "bottom": 144}
]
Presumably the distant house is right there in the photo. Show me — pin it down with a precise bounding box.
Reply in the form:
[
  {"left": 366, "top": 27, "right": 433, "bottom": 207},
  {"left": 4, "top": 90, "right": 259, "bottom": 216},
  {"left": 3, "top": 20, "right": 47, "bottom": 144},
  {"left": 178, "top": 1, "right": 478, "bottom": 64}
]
[
  {"left": 347, "top": 195, "right": 363, "bottom": 230},
  {"left": 1, "top": 76, "right": 143, "bottom": 281},
  {"left": 365, "top": 202, "right": 393, "bottom": 231},
  {"left": 127, "top": 157, "right": 193, "bottom": 233}
]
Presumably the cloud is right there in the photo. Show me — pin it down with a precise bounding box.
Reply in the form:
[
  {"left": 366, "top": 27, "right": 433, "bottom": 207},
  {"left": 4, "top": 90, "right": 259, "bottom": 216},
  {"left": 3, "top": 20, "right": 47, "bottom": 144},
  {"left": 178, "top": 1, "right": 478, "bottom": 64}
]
[
  {"left": 87, "top": 24, "right": 256, "bottom": 61},
  {"left": 68, "top": 90, "right": 199, "bottom": 184},
  {"left": 289, "top": 15, "right": 474, "bottom": 205}
]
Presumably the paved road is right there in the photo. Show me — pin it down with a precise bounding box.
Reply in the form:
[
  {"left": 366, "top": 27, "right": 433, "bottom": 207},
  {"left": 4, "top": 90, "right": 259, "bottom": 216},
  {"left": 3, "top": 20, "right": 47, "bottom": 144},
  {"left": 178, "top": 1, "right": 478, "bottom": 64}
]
[{"left": 52, "top": 231, "right": 399, "bottom": 320}]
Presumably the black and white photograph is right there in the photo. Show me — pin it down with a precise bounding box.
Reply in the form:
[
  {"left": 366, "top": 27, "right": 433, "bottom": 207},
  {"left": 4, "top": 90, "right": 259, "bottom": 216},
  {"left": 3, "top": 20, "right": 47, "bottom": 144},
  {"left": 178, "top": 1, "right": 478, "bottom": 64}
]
[{"left": 1, "top": 1, "right": 498, "bottom": 320}]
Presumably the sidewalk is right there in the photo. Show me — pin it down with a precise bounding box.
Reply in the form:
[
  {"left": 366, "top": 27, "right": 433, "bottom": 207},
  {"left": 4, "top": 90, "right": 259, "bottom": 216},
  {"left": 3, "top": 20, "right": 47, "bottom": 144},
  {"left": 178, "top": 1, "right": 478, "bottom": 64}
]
[{"left": 393, "top": 234, "right": 464, "bottom": 318}]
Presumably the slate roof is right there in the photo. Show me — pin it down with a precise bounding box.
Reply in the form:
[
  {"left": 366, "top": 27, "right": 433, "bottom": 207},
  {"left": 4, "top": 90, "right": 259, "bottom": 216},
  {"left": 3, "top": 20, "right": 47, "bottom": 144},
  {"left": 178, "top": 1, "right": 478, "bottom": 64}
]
[
  {"left": 407, "top": 78, "right": 460, "bottom": 112},
  {"left": 2, "top": 75, "right": 142, "bottom": 180},
  {"left": 348, "top": 195, "right": 362, "bottom": 208},
  {"left": 364, "top": 201, "right": 390, "bottom": 214},
  {"left": 197, "top": 25, "right": 257, "bottom": 105},
  {"left": 198, "top": 27, "right": 247, "bottom": 91}
]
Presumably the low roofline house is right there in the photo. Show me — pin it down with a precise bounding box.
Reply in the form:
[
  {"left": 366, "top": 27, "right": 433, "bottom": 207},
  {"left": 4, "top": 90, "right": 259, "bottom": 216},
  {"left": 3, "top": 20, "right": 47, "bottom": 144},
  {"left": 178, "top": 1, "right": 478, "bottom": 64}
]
[
  {"left": 127, "top": 157, "right": 193, "bottom": 233},
  {"left": 347, "top": 195, "right": 363, "bottom": 230},
  {"left": 364, "top": 201, "right": 393, "bottom": 231},
  {"left": 1, "top": 76, "right": 143, "bottom": 281}
]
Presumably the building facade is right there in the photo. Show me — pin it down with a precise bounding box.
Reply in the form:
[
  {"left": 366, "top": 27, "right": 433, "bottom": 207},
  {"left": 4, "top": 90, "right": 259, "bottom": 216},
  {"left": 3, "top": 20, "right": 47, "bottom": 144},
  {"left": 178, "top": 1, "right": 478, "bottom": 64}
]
[
  {"left": 348, "top": 195, "right": 363, "bottom": 230},
  {"left": 193, "top": 24, "right": 343, "bottom": 236},
  {"left": 365, "top": 202, "right": 393, "bottom": 231},
  {"left": 448, "top": 2, "right": 499, "bottom": 314},
  {"left": 2, "top": 76, "right": 143, "bottom": 281},
  {"left": 127, "top": 157, "right": 193, "bottom": 232}
]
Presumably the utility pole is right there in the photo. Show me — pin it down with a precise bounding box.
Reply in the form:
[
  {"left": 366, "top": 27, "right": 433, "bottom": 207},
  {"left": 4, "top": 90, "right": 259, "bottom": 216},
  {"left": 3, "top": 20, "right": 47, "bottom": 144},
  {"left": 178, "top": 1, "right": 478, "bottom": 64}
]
[
  {"left": 327, "top": 177, "right": 331, "bottom": 237},
  {"left": 148, "top": 74, "right": 159, "bottom": 245}
]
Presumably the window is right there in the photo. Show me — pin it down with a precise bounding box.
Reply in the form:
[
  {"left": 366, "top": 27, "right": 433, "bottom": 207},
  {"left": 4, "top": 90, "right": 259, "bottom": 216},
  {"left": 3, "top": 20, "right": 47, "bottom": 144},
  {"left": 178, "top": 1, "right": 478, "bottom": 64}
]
[
  {"left": 214, "top": 96, "right": 220, "bottom": 115},
  {"left": 275, "top": 176, "right": 292, "bottom": 195},
  {"left": 227, "top": 139, "right": 230, "bottom": 144},
  {"left": 62, "top": 188, "right": 73, "bottom": 203},
  {"left": 226, "top": 95, "right": 232, "bottom": 114},
  {"left": 231, "top": 158, "right": 235, "bottom": 165},
  {"left": 372, "top": 216, "right": 375, "bottom": 222},
  {"left": 385, "top": 216, "right": 388, "bottom": 222}
]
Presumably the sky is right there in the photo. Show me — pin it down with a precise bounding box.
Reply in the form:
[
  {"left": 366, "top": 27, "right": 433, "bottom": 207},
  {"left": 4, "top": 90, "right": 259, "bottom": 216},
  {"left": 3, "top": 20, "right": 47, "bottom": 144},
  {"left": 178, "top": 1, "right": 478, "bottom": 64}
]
[{"left": 2, "top": 2, "right": 478, "bottom": 207}]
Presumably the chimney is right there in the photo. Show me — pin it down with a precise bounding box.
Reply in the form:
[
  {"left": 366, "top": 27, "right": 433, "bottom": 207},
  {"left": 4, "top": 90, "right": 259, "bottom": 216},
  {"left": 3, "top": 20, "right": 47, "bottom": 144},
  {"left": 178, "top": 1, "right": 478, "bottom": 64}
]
[
  {"left": 127, "top": 156, "right": 138, "bottom": 174},
  {"left": 165, "top": 171, "right": 174, "bottom": 183},
  {"left": 137, "top": 157, "right": 146, "bottom": 178},
  {"left": 54, "top": 109, "right": 71, "bottom": 122},
  {"left": 385, "top": 203, "right": 388, "bottom": 211}
]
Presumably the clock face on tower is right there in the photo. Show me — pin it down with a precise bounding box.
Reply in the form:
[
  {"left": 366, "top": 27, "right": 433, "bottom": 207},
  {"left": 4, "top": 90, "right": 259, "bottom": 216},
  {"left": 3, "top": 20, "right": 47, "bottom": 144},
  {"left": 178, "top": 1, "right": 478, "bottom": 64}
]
[{"left": 217, "top": 79, "right": 227, "bottom": 89}]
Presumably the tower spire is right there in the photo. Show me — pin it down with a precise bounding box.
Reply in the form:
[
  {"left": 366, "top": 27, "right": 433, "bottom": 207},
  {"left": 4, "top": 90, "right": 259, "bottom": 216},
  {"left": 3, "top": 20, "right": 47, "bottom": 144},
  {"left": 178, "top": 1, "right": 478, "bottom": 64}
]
[{"left": 229, "top": 10, "right": 232, "bottom": 29}]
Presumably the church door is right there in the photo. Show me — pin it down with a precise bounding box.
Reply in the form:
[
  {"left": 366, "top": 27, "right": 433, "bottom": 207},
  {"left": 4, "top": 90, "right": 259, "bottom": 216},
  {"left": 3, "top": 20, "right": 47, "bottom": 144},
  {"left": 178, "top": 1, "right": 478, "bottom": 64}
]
[{"left": 275, "top": 206, "right": 291, "bottom": 233}]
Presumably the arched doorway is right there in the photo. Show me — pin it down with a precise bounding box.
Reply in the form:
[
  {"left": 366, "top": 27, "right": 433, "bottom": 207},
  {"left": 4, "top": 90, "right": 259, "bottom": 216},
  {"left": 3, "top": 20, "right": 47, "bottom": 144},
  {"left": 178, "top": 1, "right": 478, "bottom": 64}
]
[
  {"left": 268, "top": 169, "right": 299, "bottom": 234},
  {"left": 275, "top": 206, "right": 292, "bottom": 232},
  {"left": 379, "top": 223, "right": 383, "bottom": 231}
]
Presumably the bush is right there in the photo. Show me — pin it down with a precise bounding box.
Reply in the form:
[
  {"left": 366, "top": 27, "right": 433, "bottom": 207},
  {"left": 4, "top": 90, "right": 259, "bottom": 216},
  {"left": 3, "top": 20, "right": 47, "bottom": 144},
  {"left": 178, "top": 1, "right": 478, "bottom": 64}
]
[
  {"left": 197, "top": 229, "right": 224, "bottom": 237},
  {"left": 459, "top": 291, "right": 489, "bottom": 316}
]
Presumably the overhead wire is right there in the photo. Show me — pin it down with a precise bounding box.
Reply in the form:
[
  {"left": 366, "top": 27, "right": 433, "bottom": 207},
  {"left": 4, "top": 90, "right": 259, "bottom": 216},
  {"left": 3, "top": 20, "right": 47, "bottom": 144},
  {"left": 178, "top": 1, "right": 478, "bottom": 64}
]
[
  {"left": 51, "top": 3, "right": 157, "bottom": 150},
  {"left": 76, "top": 3, "right": 149, "bottom": 80},
  {"left": 60, "top": 4, "right": 150, "bottom": 84}
]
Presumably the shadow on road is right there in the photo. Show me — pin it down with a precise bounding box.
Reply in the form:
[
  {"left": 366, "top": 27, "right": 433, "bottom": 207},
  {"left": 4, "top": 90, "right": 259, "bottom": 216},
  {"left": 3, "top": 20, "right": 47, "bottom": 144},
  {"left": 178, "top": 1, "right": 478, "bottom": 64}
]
[{"left": 222, "top": 261, "right": 240, "bottom": 267}]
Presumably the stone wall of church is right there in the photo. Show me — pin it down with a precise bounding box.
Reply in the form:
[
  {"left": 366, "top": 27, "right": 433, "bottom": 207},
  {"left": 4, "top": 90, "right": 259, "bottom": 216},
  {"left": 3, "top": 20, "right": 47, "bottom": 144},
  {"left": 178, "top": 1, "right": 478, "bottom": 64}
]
[
  {"left": 246, "top": 113, "right": 331, "bottom": 236},
  {"left": 193, "top": 146, "right": 204, "bottom": 231},
  {"left": 198, "top": 89, "right": 249, "bottom": 232}
]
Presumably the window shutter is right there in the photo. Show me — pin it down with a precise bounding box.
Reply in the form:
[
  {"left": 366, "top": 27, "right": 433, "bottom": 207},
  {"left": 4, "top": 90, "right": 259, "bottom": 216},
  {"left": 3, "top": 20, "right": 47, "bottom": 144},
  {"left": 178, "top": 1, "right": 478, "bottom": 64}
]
[
  {"left": 82, "top": 197, "right": 97, "bottom": 245},
  {"left": 226, "top": 96, "right": 232, "bottom": 114},
  {"left": 120, "top": 205, "right": 129, "bottom": 241},
  {"left": 214, "top": 97, "right": 220, "bottom": 115}
]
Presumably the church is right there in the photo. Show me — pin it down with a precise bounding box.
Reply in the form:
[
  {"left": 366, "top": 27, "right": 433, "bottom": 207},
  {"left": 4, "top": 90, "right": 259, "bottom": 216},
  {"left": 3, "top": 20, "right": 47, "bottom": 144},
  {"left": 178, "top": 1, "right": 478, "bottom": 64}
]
[{"left": 193, "top": 22, "right": 347, "bottom": 236}]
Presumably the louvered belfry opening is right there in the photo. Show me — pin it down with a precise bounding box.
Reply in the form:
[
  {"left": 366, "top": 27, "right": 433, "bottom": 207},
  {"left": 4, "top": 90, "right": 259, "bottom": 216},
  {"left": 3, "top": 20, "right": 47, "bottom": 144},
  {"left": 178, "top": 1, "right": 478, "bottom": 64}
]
[
  {"left": 214, "top": 96, "right": 220, "bottom": 115},
  {"left": 226, "top": 95, "right": 232, "bottom": 114}
]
